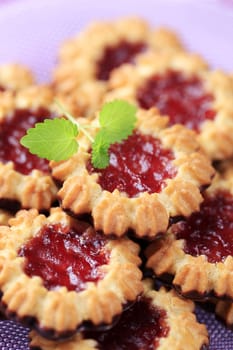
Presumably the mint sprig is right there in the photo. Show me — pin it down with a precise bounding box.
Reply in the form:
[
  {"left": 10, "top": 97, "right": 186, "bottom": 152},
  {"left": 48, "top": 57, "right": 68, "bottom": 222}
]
[
  {"left": 92, "top": 100, "right": 137, "bottom": 168},
  {"left": 20, "top": 100, "right": 137, "bottom": 169}
]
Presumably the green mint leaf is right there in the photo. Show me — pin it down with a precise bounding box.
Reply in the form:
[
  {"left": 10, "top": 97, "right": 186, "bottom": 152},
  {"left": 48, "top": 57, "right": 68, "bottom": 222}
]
[
  {"left": 91, "top": 131, "right": 110, "bottom": 169},
  {"left": 20, "top": 118, "right": 78, "bottom": 161},
  {"left": 20, "top": 99, "right": 137, "bottom": 169},
  {"left": 91, "top": 100, "right": 137, "bottom": 168},
  {"left": 99, "top": 100, "right": 137, "bottom": 144}
]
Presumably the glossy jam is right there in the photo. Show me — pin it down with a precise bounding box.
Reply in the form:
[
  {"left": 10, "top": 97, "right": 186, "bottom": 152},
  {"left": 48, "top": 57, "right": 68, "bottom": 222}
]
[
  {"left": 173, "top": 191, "right": 233, "bottom": 263},
  {"left": 88, "top": 131, "right": 176, "bottom": 198},
  {"left": 85, "top": 296, "right": 169, "bottom": 350},
  {"left": 18, "top": 222, "right": 109, "bottom": 292},
  {"left": 137, "top": 70, "right": 216, "bottom": 131},
  {"left": 96, "top": 40, "right": 146, "bottom": 81},
  {"left": 0, "top": 108, "right": 53, "bottom": 175}
]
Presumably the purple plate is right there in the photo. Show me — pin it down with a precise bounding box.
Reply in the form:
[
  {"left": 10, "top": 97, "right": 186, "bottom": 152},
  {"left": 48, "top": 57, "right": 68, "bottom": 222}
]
[{"left": 0, "top": 0, "right": 232, "bottom": 349}]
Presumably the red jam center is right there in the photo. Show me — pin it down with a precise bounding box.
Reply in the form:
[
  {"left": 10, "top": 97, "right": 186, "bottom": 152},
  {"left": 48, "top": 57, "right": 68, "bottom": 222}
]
[
  {"left": 18, "top": 222, "right": 109, "bottom": 292},
  {"left": 173, "top": 190, "right": 233, "bottom": 263},
  {"left": 96, "top": 40, "right": 146, "bottom": 81},
  {"left": 0, "top": 108, "right": 53, "bottom": 175},
  {"left": 136, "top": 70, "right": 216, "bottom": 131},
  {"left": 88, "top": 132, "right": 176, "bottom": 198},
  {"left": 85, "top": 296, "right": 169, "bottom": 350}
]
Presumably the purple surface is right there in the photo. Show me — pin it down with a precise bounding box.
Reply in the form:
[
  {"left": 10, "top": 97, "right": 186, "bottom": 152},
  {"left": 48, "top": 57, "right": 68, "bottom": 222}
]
[
  {"left": 0, "top": 0, "right": 232, "bottom": 349},
  {"left": 0, "top": 0, "right": 232, "bottom": 82}
]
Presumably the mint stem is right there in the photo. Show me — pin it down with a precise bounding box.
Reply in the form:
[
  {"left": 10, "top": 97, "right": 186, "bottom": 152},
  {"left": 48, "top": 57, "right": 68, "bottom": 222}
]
[{"left": 55, "top": 100, "right": 94, "bottom": 143}]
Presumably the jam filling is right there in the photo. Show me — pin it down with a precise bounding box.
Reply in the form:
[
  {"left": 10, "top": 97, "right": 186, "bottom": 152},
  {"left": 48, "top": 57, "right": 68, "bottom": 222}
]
[
  {"left": 96, "top": 40, "right": 146, "bottom": 81},
  {"left": 88, "top": 131, "right": 176, "bottom": 198},
  {"left": 18, "top": 222, "right": 110, "bottom": 292},
  {"left": 136, "top": 70, "right": 216, "bottom": 131},
  {"left": 173, "top": 190, "right": 233, "bottom": 263},
  {"left": 0, "top": 108, "right": 53, "bottom": 175},
  {"left": 84, "top": 296, "right": 169, "bottom": 350}
]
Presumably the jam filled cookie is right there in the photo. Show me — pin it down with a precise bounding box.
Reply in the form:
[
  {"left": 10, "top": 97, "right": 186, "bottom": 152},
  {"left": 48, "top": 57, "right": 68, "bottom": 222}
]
[
  {"left": 106, "top": 51, "right": 233, "bottom": 160},
  {"left": 0, "top": 85, "right": 58, "bottom": 211},
  {"left": 215, "top": 158, "right": 233, "bottom": 185},
  {"left": 146, "top": 166, "right": 233, "bottom": 301},
  {"left": 0, "top": 208, "right": 143, "bottom": 339},
  {"left": 51, "top": 108, "right": 214, "bottom": 238},
  {"left": 0, "top": 209, "right": 14, "bottom": 225},
  {"left": 215, "top": 300, "right": 233, "bottom": 328},
  {"left": 0, "top": 63, "right": 34, "bottom": 91},
  {"left": 29, "top": 279, "right": 209, "bottom": 350},
  {"left": 53, "top": 17, "right": 184, "bottom": 117}
]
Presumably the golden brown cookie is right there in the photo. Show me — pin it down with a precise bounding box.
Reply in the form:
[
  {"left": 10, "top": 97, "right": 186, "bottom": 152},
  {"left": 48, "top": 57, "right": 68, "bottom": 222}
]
[
  {"left": 215, "top": 300, "right": 233, "bottom": 328},
  {"left": 51, "top": 107, "right": 214, "bottom": 238},
  {"left": 215, "top": 158, "right": 233, "bottom": 185},
  {"left": 0, "top": 208, "right": 143, "bottom": 339},
  {"left": 0, "top": 85, "right": 58, "bottom": 211},
  {"left": 0, "top": 63, "right": 34, "bottom": 91},
  {"left": 0, "top": 209, "right": 14, "bottom": 225},
  {"left": 53, "top": 17, "right": 184, "bottom": 117},
  {"left": 106, "top": 51, "right": 233, "bottom": 160},
  {"left": 29, "top": 279, "right": 208, "bottom": 350},
  {"left": 146, "top": 165, "right": 233, "bottom": 301}
]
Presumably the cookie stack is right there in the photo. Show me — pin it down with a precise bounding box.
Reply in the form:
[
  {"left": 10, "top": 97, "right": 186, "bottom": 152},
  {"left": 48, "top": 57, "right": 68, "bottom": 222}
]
[{"left": 0, "top": 17, "right": 232, "bottom": 350}]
